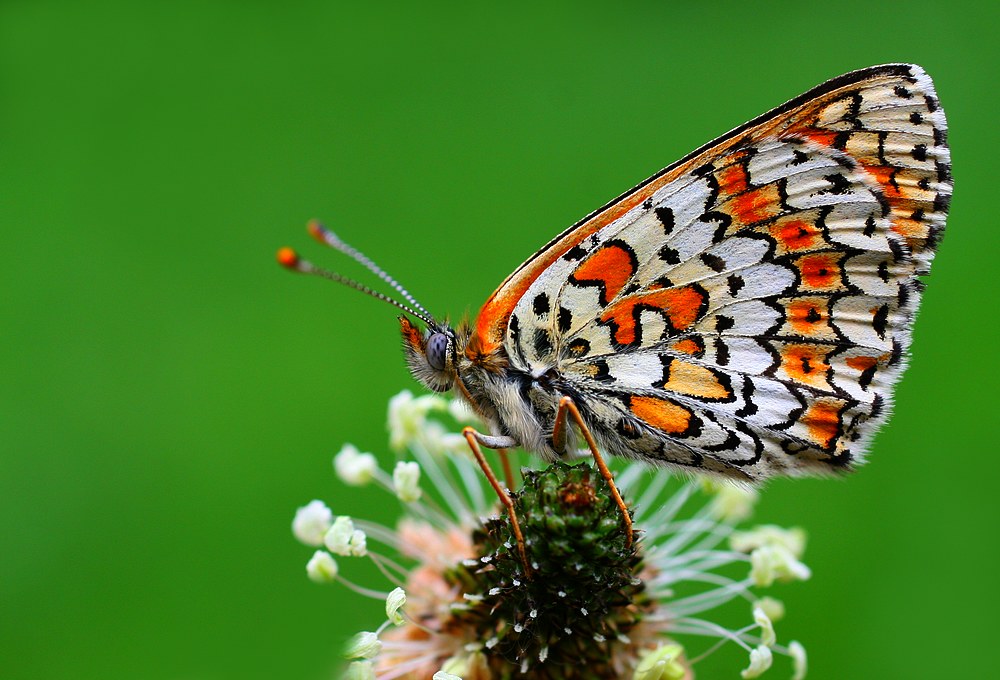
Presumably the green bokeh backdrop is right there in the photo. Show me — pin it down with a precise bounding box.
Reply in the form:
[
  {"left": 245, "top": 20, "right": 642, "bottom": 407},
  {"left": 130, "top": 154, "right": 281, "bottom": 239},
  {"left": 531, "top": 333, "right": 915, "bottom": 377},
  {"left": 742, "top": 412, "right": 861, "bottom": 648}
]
[{"left": 2, "top": 1, "right": 996, "bottom": 678}]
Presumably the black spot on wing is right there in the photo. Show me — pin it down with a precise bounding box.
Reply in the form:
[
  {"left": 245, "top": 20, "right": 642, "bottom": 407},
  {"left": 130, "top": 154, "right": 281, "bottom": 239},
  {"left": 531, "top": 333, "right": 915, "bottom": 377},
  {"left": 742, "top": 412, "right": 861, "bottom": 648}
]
[
  {"left": 654, "top": 206, "right": 675, "bottom": 234},
  {"left": 872, "top": 304, "right": 889, "bottom": 340},
  {"left": 820, "top": 173, "right": 851, "bottom": 195},
  {"left": 727, "top": 274, "right": 745, "bottom": 296},
  {"left": 558, "top": 306, "right": 572, "bottom": 333},
  {"left": 701, "top": 253, "right": 726, "bottom": 272},
  {"left": 714, "top": 338, "right": 730, "bottom": 366},
  {"left": 658, "top": 245, "right": 680, "bottom": 265},
  {"left": 533, "top": 292, "right": 550, "bottom": 317}
]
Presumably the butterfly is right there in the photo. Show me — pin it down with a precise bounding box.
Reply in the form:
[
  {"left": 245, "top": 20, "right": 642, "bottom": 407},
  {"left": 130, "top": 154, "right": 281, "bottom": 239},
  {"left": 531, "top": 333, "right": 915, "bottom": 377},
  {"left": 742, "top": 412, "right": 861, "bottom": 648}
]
[{"left": 279, "top": 63, "right": 950, "bottom": 549}]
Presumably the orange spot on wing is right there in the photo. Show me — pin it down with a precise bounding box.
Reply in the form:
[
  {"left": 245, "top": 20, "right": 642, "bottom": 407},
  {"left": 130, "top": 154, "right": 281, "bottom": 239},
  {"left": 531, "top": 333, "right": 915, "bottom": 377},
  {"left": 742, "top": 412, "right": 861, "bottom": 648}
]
[
  {"left": 891, "top": 216, "right": 928, "bottom": 241},
  {"left": 801, "top": 399, "right": 845, "bottom": 450},
  {"left": 662, "top": 360, "right": 731, "bottom": 400},
  {"left": 728, "top": 184, "right": 782, "bottom": 224},
  {"left": 630, "top": 395, "right": 692, "bottom": 435},
  {"left": 797, "top": 253, "right": 842, "bottom": 290},
  {"left": 845, "top": 356, "right": 878, "bottom": 372},
  {"left": 671, "top": 338, "right": 704, "bottom": 356},
  {"left": 571, "top": 244, "right": 636, "bottom": 305},
  {"left": 780, "top": 344, "right": 830, "bottom": 388},
  {"left": 773, "top": 219, "right": 820, "bottom": 252},
  {"left": 800, "top": 129, "right": 840, "bottom": 148},
  {"left": 717, "top": 163, "right": 748, "bottom": 195},
  {"left": 787, "top": 299, "right": 827, "bottom": 335},
  {"left": 601, "top": 286, "right": 706, "bottom": 346},
  {"left": 861, "top": 163, "right": 903, "bottom": 198}
]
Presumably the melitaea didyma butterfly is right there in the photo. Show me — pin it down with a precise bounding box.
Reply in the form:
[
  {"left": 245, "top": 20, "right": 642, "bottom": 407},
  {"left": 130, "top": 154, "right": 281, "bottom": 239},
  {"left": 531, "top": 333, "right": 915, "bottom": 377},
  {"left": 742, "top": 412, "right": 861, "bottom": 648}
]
[{"left": 279, "top": 64, "right": 951, "bottom": 552}]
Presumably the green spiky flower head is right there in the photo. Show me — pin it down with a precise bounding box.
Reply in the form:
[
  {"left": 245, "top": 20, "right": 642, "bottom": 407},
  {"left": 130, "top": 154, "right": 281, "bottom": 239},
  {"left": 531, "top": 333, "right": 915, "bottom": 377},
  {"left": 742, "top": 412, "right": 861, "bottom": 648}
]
[{"left": 452, "top": 463, "right": 646, "bottom": 676}]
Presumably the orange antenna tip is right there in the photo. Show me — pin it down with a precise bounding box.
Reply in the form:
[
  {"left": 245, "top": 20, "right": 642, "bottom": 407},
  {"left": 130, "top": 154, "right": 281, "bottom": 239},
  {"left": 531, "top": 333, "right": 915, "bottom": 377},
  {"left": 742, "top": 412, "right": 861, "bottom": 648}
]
[
  {"left": 276, "top": 247, "right": 300, "bottom": 270},
  {"left": 307, "top": 219, "right": 327, "bottom": 243}
]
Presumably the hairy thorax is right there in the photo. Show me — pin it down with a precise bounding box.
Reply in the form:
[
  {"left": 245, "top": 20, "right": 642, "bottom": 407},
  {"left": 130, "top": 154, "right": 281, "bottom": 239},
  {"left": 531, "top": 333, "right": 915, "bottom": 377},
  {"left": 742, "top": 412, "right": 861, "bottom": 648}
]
[{"left": 456, "top": 336, "right": 579, "bottom": 462}]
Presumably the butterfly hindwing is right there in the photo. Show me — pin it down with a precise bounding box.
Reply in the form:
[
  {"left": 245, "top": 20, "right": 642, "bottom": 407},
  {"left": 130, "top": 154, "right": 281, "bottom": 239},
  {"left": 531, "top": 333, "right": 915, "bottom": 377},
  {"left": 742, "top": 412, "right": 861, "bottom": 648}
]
[{"left": 499, "top": 64, "right": 950, "bottom": 479}]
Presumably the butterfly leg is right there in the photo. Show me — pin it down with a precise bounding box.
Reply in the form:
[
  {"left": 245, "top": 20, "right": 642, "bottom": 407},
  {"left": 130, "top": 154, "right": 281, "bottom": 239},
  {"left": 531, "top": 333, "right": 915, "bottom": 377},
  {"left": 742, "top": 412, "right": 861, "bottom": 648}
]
[
  {"left": 552, "top": 396, "right": 633, "bottom": 549},
  {"left": 462, "top": 427, "right": 531, "bottom": 577}
]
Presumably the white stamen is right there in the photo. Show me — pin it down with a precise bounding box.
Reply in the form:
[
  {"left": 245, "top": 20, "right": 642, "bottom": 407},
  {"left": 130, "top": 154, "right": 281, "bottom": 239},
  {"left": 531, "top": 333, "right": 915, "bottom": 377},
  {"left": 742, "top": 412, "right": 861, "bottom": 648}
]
[
  {"left": 305, "top": 550, "right": 338, "bottom": 583},
  {"left": 292, "top": 500, "right": 333, "bottom": 547},
  {"left": 392, "top": 461, "right": 422, "bottom": 503},
  {"left": 385, "top": 587, "right": 407, "bottom": 626},
  {"left": 334, "top": 444, "right": 378, "bottom": 486},
  {"left": 740, "top": 645, "right": 773, "bottom": 678}
]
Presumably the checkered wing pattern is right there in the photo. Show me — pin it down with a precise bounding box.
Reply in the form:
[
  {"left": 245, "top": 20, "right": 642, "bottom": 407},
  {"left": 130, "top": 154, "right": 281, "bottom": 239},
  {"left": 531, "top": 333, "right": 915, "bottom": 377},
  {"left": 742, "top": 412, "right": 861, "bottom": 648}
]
[{"left": 501, "top": 64, "right": 950, "bottom": 479}]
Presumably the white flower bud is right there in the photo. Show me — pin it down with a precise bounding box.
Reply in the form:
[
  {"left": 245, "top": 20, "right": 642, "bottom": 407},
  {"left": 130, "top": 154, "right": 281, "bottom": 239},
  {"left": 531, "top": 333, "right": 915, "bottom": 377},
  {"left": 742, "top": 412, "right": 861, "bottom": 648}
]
[
  {"left": 740, "top": 644, "right": 773, "bottom": 679},
  {"left": 349, "top": 529, "right": 367, "bottom": 556},
  {"left": 344, "top": 631, "right": 382, "bottom": 659},
  {"left": 633, "top": 643, "right": 687, "bottom": 680},
  {"left": 292, "top": 500, "right": 333, "bottom": 547},
  {"left": 385, "top": 586, "right": 406, "bottom": 626},
  {"left": 788, "top": 641, "right": 807, "bottom": 680},
  {"left": 306, "top": 550, "right": 338, "bottom": 583},
  {"left": 753, "top": 606, "right": 776, "bottom": 647},
  {"left": 388, "top": 390, "right": 446, "bottom": 451},
  {"left": 324, "top": 516, "right": 368, "bottom": 557},
  {"left": 440, "top": 651, "right": 489, "bottom": 679},
  {"left": 731, "top": 525, "right": 807, "bottom": 558},
  {"left": 342, "top": 660, "right": 376, "bottom": 680},
  {"left": 432, "top": 673, "right": 462, "bottom": 680},
  {"left": 750, "top": 545, "right": 812, "bottom": 587},
  {"left": 753, "top": 596, "right": 785, "bottom": 622},
  {"left": 439, "top": 655, "right": 468, "bottom": 676},
  {"left": 334, "top": 444, "right": 378, "bottom": 486},
  {"left": 393, "top": 461, "right": 422, "bottom": 502}
]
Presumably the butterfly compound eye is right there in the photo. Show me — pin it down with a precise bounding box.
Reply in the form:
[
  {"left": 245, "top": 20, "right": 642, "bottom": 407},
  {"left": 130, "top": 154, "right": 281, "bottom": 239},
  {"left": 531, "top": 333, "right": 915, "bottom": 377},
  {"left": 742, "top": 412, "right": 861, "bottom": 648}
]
[{"left": 426, "top": 332, "right": 449, "bottom": 371}]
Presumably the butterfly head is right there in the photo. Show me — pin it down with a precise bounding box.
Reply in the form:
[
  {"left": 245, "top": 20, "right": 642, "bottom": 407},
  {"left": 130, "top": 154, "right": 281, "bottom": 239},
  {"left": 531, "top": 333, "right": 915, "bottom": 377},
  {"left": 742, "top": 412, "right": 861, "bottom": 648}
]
[{"left": 399, "top": 316, "right": 461, "bottom": 393}]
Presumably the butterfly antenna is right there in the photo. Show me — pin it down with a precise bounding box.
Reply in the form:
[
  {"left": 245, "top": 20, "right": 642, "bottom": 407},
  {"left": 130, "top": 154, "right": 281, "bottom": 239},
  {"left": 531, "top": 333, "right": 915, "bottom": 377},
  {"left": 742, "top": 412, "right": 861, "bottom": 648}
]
[
  {"left": 277, "top": 247, "right": 437, "bottom": 327},
  {"left": 306, "top": 220, "right": 434, "bottom": 320}
]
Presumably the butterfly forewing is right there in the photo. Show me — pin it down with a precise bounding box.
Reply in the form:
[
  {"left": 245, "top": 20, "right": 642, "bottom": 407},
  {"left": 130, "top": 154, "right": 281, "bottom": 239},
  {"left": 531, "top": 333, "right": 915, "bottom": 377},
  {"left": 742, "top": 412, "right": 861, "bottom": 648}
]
[{"left": 496, "top": 64, "right": 950, "bottom": 479}]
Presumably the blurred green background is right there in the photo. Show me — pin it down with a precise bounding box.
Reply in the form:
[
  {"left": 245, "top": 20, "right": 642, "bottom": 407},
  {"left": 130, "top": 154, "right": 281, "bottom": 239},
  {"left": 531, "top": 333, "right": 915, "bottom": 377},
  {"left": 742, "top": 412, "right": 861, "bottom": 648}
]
[{"left": 2, "top": 1, "right": 996, "bottom": 678}]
